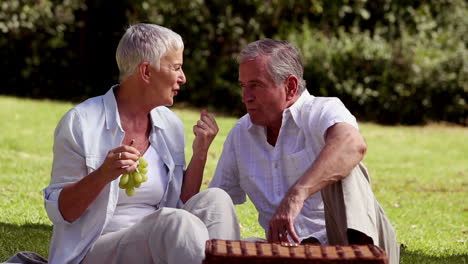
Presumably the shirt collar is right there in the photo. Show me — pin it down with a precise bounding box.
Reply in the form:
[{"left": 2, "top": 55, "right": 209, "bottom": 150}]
[
  {"left": 284, "top": 89, "right": 311, "bottom": 129},
  {"left": 103, "top": 84, "right": 169, "bottom": 131},
  {"left": 103, "top": 85, "right": 122, "bottom": 130},
  {"left": 246, "top": 89, "right": 312, "bottom": 131},
  {"left": 150, "top": 107, "right": 169, "bottom": 129}
]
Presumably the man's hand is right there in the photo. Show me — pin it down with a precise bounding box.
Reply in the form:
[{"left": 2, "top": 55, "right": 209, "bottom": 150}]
[
  {"left": 267, "top": 123, "right": 366, "bottom": 244},
  {"left": 268, "top": 191, "right": 304, "bottom": 243},
  {"left": 192, "top": 109, "right": 219, "bottom": 157}
]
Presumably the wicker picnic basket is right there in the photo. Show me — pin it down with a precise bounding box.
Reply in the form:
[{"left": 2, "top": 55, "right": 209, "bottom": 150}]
[{"left": 203, "top": 239, "right": 389, "bottom": 264}]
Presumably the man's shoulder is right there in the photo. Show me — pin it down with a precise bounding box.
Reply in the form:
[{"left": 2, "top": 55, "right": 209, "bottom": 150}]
[
  {"left": 231, "top": 114, "right": 251, "bottom": 131},
  {"left": 300, "top": 95, "right": 344, "bottom": 110},
  {"left": 298, "top": 95, "right": 348, "bottom": 118},
  {"left": 294, "top": 95, "right": 352, "bottom": 127},
  {"left": 219, "top": 114, "right": 252, "bottom": 143}
]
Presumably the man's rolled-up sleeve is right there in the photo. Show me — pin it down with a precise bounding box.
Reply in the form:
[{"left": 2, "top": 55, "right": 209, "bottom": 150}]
[
  {"left": 209, "top": 130, "right": 246, "bottom": 205},
  {"left": 316, "top": 98, "right": 359, "bottom": 139}
]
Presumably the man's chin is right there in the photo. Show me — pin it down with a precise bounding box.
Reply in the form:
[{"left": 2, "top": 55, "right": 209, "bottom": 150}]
[{"left": 248, "top": 114, "right": 263, "bottom": 126}]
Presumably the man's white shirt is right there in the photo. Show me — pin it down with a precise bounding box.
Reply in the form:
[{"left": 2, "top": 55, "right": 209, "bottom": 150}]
[{"left": 210, "top": 90, "right": 358, "bottom": 244}]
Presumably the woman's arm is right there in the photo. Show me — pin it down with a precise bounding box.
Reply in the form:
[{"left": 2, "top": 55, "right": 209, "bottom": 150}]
[
  {"left": 180, "top": 110, "right": 218, "bottom": 203},
  {"left": 59, "top": 145, "right": 140, "bottom": 222}
]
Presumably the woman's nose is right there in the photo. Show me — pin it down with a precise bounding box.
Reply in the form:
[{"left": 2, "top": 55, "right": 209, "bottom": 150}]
[{"left": 178, "top": 69, "right": 186, "bottom": 84}]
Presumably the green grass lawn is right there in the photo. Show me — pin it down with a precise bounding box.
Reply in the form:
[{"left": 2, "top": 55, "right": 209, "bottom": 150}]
[{"left": 0, "top": 95, "right": 466, "bottom": 263}]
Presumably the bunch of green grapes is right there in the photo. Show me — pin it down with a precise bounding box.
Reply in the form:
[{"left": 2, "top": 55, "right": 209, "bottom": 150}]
[{"left": 118, "top": 157, "right": 148, "bottom": 196}]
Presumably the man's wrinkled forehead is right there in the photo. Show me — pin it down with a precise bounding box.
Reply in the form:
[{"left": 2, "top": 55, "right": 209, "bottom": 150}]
[{"left": 239, "top": 56, "right": 273, "bottom": 83}]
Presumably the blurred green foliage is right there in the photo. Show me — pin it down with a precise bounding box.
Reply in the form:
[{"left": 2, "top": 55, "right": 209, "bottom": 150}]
[{"left": 1, "top": 0, "right": 466, "bottom": 125}]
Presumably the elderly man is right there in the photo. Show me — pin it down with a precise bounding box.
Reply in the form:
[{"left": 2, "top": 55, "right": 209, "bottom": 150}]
[{"left": 209, "top": 38, "right": 399, "bottom": 264}]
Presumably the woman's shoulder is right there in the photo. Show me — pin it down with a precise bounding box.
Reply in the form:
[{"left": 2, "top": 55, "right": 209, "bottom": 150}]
[
  {"left": 74, "top": 95, "right": 106, "bottom": 113},
  {"left": 55, "top": 95, "right": 107, "bottom": 132}
]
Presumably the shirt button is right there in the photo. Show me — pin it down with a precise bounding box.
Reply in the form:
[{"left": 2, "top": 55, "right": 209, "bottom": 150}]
[{"left": 274, "top": 162, "right": 278, "bottom": 169}]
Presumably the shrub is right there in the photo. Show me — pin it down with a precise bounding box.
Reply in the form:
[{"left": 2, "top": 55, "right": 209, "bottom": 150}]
[
  {"left": 1, "top": 0, "right": 466, "bottom": 125},
  {"left": 287, "top": 19, "right": 467, "bottom": 125}
]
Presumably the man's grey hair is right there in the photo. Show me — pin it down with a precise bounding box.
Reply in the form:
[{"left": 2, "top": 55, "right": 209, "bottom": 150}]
[
  {"left": 238, "top": 38, "right": 306, "bottom": 93},
  {"left": 116, "top": 23, "right": 184, "bottom": 81}
]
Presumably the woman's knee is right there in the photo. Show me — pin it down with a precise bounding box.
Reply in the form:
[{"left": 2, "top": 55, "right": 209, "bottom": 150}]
[
  {"left": 148, "top": 208, "right": 207, "bottom": 236},
  {"left": 145, "top": 208, "right": 209, "bottom": 263},
  {"left": 200, "top": 188, "right": 234, "bottom": 206}
]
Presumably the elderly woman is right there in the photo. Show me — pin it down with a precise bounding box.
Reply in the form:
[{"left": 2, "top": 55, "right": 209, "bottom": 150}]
[{"left": 43, "top": 23, "right": 240, "bottom": 264}]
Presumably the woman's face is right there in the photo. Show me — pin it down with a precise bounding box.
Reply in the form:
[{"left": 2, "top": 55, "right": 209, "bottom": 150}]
[{"left": 149, "top": 48, "right": 186, "bottom": 106}]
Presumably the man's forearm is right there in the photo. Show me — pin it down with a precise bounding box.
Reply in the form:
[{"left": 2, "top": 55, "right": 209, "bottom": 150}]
[{"left": 289, "top": 123, "right": 366, "bottom": 201}]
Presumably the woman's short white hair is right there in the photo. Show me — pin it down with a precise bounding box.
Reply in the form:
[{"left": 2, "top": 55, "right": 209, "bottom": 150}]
[
  {"left": 116, "top": 23, "right": 184, "bottom": 81},
  {"left": 238, "top": 38, "right": 306, "bottom": 93}
]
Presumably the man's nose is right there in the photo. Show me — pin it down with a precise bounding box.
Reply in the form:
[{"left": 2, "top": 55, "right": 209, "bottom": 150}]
[{"left": 242, "top": 88, "right": 254, "bottom": 103}]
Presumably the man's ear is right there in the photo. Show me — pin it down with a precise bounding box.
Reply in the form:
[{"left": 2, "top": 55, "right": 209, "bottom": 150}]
[
  {"left": 285, "top": 75, "right": 299, "bottom": 100},
  {"left": 138, "top": 62, "right": 151, "bottom": 83}
]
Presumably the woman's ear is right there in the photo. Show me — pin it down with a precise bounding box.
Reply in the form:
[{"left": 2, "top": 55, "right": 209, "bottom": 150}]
[
  {"left": 138, "top": 62, "right": 151, "bottom": 83},
  {"left": 285, "top": 75, "right": 299, "bottom": 100}
]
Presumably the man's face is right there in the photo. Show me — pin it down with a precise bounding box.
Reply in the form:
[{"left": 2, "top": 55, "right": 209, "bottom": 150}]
[{"left": 239, "top": 56, "right": 288, "bottom": 128}]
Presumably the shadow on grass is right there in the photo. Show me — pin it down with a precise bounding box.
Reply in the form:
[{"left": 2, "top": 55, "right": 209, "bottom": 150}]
[
  {"left": 0, "top": 222, "right": 51, "bottom": 261},
  {"left": 401, "top": 248, "right": 467, "bottom": 264}
]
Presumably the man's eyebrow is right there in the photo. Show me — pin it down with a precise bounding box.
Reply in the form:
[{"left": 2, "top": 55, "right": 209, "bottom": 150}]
[{"left": 239, "top": 80, "right": 262, "bottom": 85}]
